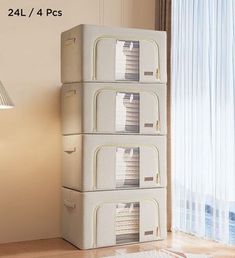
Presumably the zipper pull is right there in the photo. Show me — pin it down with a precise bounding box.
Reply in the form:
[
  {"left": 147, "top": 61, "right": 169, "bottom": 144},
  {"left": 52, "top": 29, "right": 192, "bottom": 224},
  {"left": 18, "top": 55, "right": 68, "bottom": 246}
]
[
  {"left": 156, "top": 172, "right": 160, "bottom": 184},
  {"left": 156, "top": 120, "right": 160, "bottom": 131},
  {"left": 156, "top": 68, "right": 160, "bottom": 80},
  {"left": 156, "top": 226, "right": 160, "bottom": 237}
]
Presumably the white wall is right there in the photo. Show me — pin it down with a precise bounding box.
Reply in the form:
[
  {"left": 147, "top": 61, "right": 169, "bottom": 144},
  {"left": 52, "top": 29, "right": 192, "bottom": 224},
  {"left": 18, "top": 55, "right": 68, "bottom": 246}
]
[{"left": 0, "top": 0, "right": 155, "bottom": 244}]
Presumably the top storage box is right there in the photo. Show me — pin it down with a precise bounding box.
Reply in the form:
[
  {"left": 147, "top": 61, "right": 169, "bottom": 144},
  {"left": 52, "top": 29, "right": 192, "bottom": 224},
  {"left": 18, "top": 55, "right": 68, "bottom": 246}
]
[{"left": 61, "top": 24, "right": 167, "bottom": 84}]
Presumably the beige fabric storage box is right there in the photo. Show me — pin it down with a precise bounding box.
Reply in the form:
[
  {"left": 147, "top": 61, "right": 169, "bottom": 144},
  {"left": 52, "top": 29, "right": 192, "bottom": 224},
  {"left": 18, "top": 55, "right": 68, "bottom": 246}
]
[
  {"left": 62, "top": 134, "right": 166, "bottom": 191},
  {"left": 62, "top": 187, "right": 167, "bottom": 249},
  {"left": 61, "top": 82, "right": 167, "bottom": 135},
  {"left": 61, "top": 24, "right": 167, "bottom": 84}
]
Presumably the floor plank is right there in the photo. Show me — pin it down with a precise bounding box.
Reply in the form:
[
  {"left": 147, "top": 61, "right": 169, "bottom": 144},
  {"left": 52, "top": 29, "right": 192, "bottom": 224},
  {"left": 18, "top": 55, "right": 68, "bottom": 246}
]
[{"left": 0, "top": 233, "right": 235, "bottom": 258}]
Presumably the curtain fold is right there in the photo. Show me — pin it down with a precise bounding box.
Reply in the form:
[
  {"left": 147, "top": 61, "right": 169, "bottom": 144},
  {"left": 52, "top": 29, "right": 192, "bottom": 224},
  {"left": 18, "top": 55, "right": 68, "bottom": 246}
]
[{"left": 172, "top": 0, "right": 235, "bottom": 244}]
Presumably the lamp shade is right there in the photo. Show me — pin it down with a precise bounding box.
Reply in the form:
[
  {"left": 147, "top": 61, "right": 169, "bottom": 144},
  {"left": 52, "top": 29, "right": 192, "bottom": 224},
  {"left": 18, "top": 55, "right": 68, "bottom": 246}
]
[{"left": 0, "top": 81, "right": 14, "bottom": 109}]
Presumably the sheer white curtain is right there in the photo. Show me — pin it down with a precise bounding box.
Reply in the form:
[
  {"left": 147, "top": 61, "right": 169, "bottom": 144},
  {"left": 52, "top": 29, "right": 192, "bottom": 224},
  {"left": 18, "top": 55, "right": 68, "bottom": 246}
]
[{"left": 172, "top": 0, "right": 235, "bottom": 244}]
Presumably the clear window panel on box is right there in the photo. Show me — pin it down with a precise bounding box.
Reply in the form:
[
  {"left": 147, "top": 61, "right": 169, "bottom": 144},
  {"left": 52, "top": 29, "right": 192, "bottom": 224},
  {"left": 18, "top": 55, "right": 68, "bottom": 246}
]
[
  {"left": 116, "top": 92, "right": 140, "bottom": 133},
  {"left": 116, "top": 202, "right": 140, "bottom": 244},
  {"left": 116, "top": 147, "right": 140, "bottom": 189},
  {"left": 115, "top": 40, "right": 139, "bottom": 81}
]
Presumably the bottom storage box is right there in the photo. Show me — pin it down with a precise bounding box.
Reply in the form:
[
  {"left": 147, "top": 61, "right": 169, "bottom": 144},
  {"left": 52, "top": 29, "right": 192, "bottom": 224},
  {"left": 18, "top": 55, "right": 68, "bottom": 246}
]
[{"left": 62, "top": 187, "right": 167, "bottom": 249}]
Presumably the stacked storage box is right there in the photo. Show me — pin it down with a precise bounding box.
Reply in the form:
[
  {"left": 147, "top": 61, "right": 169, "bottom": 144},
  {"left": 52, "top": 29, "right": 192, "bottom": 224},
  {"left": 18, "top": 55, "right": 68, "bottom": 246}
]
[{"left": 61, "top": 24, "right": 167, "bottom": 249}]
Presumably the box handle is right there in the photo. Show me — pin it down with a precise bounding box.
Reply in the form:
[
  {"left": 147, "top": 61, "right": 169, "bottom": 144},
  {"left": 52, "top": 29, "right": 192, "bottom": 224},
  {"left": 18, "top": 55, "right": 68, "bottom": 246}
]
[
  {"left": 64, "top": 90, "right": 76, "bottom": 98},
  {"left": 63, "top": 200, "right": 76, "bottom": 209},
  {"left": 64, "top": 147, "right": 76, "bottom": 154},
  {"left": 64, "top": 38, "right": 76, "bottom": 46}
]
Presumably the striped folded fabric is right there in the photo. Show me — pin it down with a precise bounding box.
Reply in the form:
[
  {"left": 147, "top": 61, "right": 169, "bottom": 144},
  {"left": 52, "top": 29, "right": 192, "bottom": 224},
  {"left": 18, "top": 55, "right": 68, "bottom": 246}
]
[
  {"left": 116, "top": 147, "right": 140, "bottom": 188},
  {"left": 116, "top": 92, "right": 140, "bottom": 133},
  {"left": 116, "top": 202, "right": 140, "bottom": 245},
  {"left": 115, "top": 40, "right": 139, "bottom": 81}
]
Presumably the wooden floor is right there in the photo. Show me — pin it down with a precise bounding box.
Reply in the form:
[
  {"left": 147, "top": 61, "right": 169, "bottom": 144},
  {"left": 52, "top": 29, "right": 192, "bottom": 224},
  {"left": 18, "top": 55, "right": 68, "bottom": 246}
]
[{"left": 0, "top": 233, "right": 235, "bottom": 258}]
